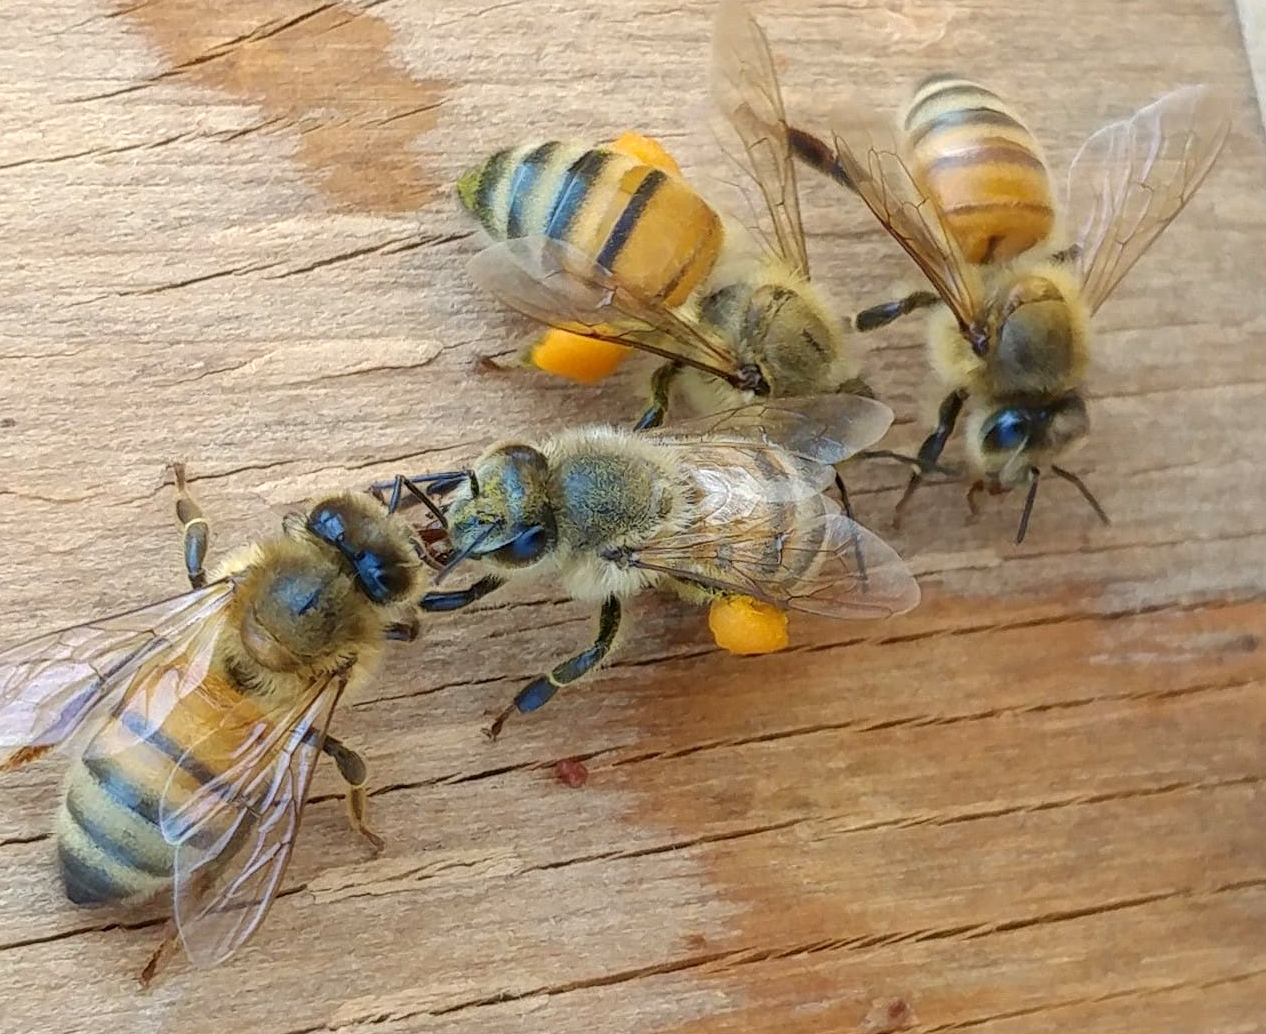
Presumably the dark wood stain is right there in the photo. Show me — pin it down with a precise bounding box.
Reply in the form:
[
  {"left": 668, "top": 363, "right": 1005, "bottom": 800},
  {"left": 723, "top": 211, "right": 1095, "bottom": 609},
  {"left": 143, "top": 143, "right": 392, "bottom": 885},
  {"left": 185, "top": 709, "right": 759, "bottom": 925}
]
[{"left": 118, "top": 0, "right": 447, "bottom": 212}]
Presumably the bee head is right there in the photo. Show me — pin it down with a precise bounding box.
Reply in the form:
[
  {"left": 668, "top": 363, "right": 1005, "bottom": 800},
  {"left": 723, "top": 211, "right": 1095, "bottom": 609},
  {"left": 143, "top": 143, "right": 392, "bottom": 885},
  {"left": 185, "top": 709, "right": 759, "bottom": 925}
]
[
  {"left": 305, "top": 495, "right": 417, "bottom": 604},
  {"left": 446, "top": 444, "right": 557, "bottom": 569},
  {"left": 969, "top": 393, "right": 1090, "bottom": 484}
]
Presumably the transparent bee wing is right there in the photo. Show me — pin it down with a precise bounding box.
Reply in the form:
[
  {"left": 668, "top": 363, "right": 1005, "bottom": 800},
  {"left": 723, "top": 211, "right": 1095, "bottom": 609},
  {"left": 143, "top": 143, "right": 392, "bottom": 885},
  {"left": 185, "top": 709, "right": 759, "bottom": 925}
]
[
  {"left": 467, "top": 236, "right": 748, "bottom": 386},
  {"left": 0, "top": 583, "right": 236, "bottom": 753},
  {"left": 711, "top": 0, "right": 811, "bottom": 277},
  {"left": 827, "top": 95, "right": 984, "bottom": 330},
  {"left": 655, "top": 396, "right": 894, "bottom": 466},
  {"left": 1067, "top": 85, "right": 1232, "bottom": 314},
  {"left": 630, "top": 486, "right": 919, "bottom": 620},
  {"left": 161, "top": 669, "right": 347, "bottom": 968}
]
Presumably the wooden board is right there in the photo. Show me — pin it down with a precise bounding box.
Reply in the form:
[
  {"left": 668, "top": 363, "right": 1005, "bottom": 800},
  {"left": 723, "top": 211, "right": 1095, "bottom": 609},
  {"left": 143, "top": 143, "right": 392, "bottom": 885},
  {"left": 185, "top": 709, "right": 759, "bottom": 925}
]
[{"left": 2, "top": 0, "right": 1265, "bottom": 1031}]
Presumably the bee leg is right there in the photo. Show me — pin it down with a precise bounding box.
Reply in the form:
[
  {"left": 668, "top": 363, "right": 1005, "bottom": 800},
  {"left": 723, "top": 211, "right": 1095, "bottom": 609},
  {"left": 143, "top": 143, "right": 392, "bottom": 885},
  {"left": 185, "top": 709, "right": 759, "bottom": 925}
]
[
  {"left": 854, "top": 290, "right": 941, "bottom": 332},
  {"left": 486, "top": 596, "right": 622, "bottom": 741},
  {"left": 634, "top": 362, "right": 681, "bottom": 431},
  {"left": 321, "top": 735, "right": 384, "bottom": 856},
  {"left": 170, "top": 463, "right": 210, "bottom": 589},
  {"left": 787, "top": 124, "right": 855, "bottom": 192},
  {"left": 137, "top": 922, "right": 180, "bottom": 989},
  {"left": 965, "top": 479, "right": 986, "bottom": 522},
  {"left": 894, "top": 390, "right": 966, "bottom": 529},
  {"left": 0, "top": 743, "right": 54, "bottom": 773},
  {"left": 833, "top": 472, "right": 868, "bottom": 586},
  {"left": 420, "top": 574, "right": 505, "bottom": 613}
]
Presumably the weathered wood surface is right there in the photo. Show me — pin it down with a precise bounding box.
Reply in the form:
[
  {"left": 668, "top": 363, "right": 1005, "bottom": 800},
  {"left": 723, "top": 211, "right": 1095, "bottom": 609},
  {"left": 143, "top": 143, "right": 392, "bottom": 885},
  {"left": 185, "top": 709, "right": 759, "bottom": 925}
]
[{"left": 2, "top": 0, "right": 1265, "bottom": 1031}]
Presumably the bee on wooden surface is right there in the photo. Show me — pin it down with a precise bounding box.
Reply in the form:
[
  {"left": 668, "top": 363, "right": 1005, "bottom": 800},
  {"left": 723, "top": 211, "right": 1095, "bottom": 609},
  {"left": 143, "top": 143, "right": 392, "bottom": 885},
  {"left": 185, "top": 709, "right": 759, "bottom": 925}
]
[
  {"left": 783, "top": 70, "right": 1231, "bottom": 542},
  {"left": 0, "top": 466, "right": 427, "bottom": 983},
  {"left": 456, "top": 0, "right": 868, "bottom": 430},
  {"left": 378, "top": 399, "right": 918, "bottom": 740}
]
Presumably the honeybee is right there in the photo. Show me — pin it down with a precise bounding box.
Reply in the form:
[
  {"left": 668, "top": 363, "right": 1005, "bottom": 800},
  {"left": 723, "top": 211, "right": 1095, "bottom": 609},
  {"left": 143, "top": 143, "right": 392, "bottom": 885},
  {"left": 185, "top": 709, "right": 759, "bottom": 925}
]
[
  {"left": 456, "top": 0, "right": 866, "bottom": 430},
  {"left": 786, "top": 71, "right": 1232, "bottom": 540},
  {"left": 0, "top": 466, "right": 426, "bottom": 982},
  {"left": 378, "top": 398, "right": 918, "bottom": 739}
]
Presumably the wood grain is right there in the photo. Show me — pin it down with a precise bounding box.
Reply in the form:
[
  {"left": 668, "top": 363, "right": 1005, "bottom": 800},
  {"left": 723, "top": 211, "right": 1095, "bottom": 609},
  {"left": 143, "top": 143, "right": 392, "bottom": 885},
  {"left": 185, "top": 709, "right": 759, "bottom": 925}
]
[{"left": 1, "top": 0, "right": 1264, "bottom": 1032}]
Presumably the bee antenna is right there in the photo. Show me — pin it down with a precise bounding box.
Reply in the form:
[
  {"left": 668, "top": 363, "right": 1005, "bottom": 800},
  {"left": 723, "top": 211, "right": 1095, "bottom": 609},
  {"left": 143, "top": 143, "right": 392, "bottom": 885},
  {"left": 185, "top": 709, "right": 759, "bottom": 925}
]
[
  {"left": 384, "top": 474, "right": 449, "bottom": 528},
  {"left": 1050, "top": 465, "right": 1111, "bottom": 527},
  {"left": 434, "top": 522, "right": 501, "bottom": 585},
  {"left": 1014, "top": 467, "right": 1042, "bottom": 545}
]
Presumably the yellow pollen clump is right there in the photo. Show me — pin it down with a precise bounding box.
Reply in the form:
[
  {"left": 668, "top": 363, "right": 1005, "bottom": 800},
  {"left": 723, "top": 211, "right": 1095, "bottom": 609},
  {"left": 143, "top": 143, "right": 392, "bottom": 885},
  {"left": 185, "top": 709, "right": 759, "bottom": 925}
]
[
  {"left": 708, "top": 596, "right": 791, "bottom": 655},
  {"left": 529, "top": 329, "right": 631, "bottom": 383}
]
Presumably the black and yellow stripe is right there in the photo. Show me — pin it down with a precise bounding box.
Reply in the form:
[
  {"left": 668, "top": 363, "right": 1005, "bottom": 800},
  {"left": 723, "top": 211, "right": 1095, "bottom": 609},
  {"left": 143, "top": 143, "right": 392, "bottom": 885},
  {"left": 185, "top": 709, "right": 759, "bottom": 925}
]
[
  {"left": 903, "top": 75, "right": 1055, "bottom": 265},
  {"left": 55, "top": 673, "right": 250, "bottom": 907},
  {"left": 458, "top": 140, "right": 723, "bottom": 308}
]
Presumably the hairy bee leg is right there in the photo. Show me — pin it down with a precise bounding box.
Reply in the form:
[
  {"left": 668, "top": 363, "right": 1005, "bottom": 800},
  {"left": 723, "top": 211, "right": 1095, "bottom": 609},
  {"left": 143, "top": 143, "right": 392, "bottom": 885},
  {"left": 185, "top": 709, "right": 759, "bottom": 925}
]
[
  {"left": 138, "top": 922, "right": 180, "bottom": 989},
  {"left": 420, "top": 574, "right": 505, "bottom": 613},
  {"left": 833, "top": 472, "right": 868, "bottom": 587},
  {"left": 634, "top": 362, "right": 682, "bottom": 431},
  {"left": 894, "top": 390, "right": 966, "bottom": 528},
  {"left": 854, "top": 291, "right": 941, "bottom": 332},
  {"left": 787, "top": 124, "right": 855, "bottom": 192},
  {"left": 487, "top": 596, "right": 622, "bottom": 741},
  {"left": 322, "top": 736, "right": 384, "bottom": 855},
  {"left": 170, "top": 463, "right": 210, "bottom": 589},
  {"left": 0, "top": 743, "right": 53, "bottom": 773}
]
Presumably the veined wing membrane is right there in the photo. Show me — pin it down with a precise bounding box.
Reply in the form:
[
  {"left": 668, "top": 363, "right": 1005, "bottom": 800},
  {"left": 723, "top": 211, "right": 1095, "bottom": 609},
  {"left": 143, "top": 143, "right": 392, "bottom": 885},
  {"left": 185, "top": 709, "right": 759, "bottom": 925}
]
[
  {"left": 632, "top": 504, "right": 919, "bottom": 619},
  {"left": 0, "top": 583, "right": 236, "bottom": 752},
  {"left": 627, "top": 440, "right": 919, "bottom": 618},
  {"left": 162, "top": 668, "right": 348, "bottom": 967},
  {"left": 468, "top": 236, "right": 747, "bottom": 386},
  {"left": 828, "top": 96, "right": 983, "bottom": 329},
  {"left": 1068, "top": 84, "right": 1232, "bottom": 314},
  {"left": 711, "top": 0, "right": 810, "bottom": 276},
  {"left": 657, "top": 396, "right": 895, "bottom": 466}
]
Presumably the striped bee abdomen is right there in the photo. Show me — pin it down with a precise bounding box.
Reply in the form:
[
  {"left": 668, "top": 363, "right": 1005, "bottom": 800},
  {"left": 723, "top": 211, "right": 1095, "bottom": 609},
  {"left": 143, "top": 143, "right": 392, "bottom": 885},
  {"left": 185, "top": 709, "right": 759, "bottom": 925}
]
[
  {"left": 55, "top": 672, "right": 249, "bottom": 908},
  {"left": 458, "top": 140, "right": 724, "bottom": 307},
  {"left": 903, "top": 74, "right": 1056, "bottom": 264}
]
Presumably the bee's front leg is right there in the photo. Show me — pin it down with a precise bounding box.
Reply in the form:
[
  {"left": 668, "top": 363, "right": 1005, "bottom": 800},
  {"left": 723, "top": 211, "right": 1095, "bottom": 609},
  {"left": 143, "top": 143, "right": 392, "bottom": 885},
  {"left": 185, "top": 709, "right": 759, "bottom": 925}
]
[
  {"left": 486, "top": 595, "right": 622, "bottom": 741},
  {"left": 170, "top": 463, "right": 211, "bottom": 590}
]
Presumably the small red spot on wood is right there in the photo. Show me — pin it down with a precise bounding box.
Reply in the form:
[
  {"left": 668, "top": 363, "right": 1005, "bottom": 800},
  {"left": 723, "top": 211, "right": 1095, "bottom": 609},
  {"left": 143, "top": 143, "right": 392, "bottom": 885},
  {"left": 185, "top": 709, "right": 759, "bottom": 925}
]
[
  {"left": 860, "top": 997, "right": 914, "bottom": 1033},
  {"left": 554, "top": 758, "right": 589, "bottom": 788}
]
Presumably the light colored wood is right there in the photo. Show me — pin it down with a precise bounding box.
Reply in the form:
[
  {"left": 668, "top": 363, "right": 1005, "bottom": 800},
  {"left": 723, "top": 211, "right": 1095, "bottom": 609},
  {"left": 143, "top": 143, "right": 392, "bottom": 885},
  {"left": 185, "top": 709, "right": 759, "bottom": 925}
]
[{"left": 1, "top": 0, "right": 1264, "bottom": 1031}]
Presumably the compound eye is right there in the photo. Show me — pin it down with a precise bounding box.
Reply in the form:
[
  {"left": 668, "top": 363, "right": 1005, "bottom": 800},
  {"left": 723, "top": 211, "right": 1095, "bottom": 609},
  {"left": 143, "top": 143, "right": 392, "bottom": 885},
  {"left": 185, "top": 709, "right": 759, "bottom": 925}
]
[
  {"left": 492, "top": 525, "right": 552, "bottom": 566},
  {"left": 982, "top": 409, "right": 1031, "bottom": 453},
  {"left": 354, "top": 551, "right": 412, "bottom": 604},
  {"left": 306, "top": 503, "right": 348, "bottom": 547}
]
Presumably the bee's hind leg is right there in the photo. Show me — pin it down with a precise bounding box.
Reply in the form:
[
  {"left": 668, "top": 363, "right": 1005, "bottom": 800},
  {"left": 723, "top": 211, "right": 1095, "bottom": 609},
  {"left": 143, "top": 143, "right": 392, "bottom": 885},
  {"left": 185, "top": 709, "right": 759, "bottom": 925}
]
[
  {"left": 138, "top": 921, "right": 180, "bottom": 989},
  {"left": 170, "top": 463, "right": 211, "bottom": 589},
  {"left": 321, "top": 735, "right": 384, "bottom": 856},
  {"left": 0, "top": 743, "right": 53, "bottom": 773},
  {"left": 634, "top": 362, "right": 681, "bottom": 431},
  {"left": 487, "top": 595, "right": 622, "bottom": 741}
]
